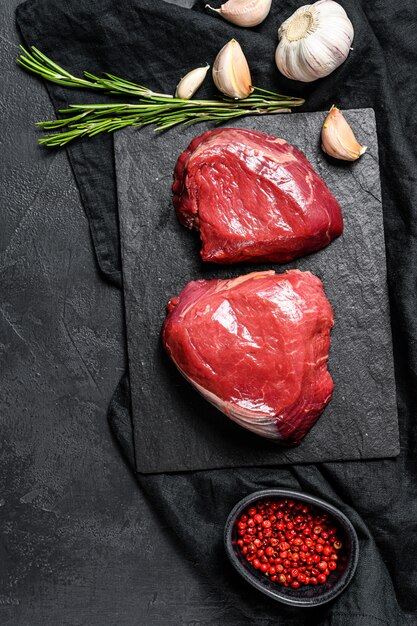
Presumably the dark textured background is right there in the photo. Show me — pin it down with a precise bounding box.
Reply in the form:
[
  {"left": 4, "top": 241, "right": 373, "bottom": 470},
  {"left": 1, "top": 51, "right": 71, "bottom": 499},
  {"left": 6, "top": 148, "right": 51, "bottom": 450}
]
[
  {"left": 0, "top": 0, "right": 228, "bottom": 624},
  {"left": 3, "top": 0, "right": 417, "bottom": 623},
  {"left": 116, "top": 111, "right": 399, "bottom": 473}
]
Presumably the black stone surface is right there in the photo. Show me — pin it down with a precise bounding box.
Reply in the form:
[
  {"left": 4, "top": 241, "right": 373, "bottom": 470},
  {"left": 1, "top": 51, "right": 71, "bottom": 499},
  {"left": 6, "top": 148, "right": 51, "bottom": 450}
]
[
  {"left": 115, "top": 110, "right": 399, "bottom": 474},
  {"left": 4, "top": 0, "right": 416, "bottom": 623}
]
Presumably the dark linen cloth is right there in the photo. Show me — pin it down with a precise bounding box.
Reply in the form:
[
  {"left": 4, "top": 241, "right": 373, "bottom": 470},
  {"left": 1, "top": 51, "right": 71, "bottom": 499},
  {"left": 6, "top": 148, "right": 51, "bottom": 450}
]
[{"left": 16, "top": 0, "right": 417, "bottom": 623}]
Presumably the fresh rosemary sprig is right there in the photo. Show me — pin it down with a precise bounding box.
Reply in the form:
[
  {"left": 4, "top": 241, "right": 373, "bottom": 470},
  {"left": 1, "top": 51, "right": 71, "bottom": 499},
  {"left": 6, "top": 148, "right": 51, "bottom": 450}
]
[{"left": 17, "top": 46, "right": 305, "bottom": 147}]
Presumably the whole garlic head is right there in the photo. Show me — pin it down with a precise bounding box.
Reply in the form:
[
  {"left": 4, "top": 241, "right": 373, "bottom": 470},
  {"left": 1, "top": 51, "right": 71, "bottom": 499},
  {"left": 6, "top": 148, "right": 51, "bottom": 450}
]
[{"left": 275, "top": 0, "right": 354, "bottom": 82}]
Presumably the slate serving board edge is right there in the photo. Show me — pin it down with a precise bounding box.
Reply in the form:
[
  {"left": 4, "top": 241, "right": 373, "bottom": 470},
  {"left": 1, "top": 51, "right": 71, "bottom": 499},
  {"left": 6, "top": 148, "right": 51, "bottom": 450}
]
[{"left": 115, "top": 109, "right": 400, "bottom": 474}]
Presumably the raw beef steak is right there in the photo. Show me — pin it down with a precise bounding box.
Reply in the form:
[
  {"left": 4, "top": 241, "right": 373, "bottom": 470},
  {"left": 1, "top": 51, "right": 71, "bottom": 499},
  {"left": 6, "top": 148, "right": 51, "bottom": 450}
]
[
  {"left": 162, "top": 269, "right": 334, "bottom": 445},
  {"left": 173, "top": 128, "right": 343, "bottom": 264}
]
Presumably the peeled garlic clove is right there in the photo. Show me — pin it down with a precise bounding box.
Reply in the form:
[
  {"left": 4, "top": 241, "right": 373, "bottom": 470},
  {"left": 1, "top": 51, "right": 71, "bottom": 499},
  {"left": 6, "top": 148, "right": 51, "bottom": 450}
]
[
  {"left": 175, "top": 65, "right": 210, "bottom": 99},
  {"left": 213, "top": 39, "right": 253, "bottom": 99},
  {"left": 321, "top": 106, "right": 367, "bottom": 161},
  {"left": 276, "top": 0, "right": 354, "bottom": 82},
  {"left": 205, "top": 0, "right": 272, "bottom": 27}
]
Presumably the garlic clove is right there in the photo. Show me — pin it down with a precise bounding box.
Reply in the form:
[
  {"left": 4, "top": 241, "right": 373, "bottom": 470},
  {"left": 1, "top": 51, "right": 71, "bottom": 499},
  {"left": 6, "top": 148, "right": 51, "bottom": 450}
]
[
  {"left": 276, "top": 0, "right": 354, "bottom": 82},
  {"left": 213, "top": 39, "right": 253, "bottom": 99},
  {"left": 205, "top": 0, "right": 272, "bottom": 28},
  {"left": 175, "top": 65, "right": 210, "bottom": 99},
  {"left": 321, "top": 106, "right": 367, "bottom": 161}
]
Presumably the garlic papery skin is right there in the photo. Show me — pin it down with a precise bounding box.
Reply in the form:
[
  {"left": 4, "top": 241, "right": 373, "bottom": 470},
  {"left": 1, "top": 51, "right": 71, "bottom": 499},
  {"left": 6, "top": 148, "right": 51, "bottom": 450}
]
[
  {"left": 175, "top": 65, "right": 210, "bottom": 99},
  {"left": 205, "top": 0, "right": 272, "bottom": 27},
  {"left": 321, "top": 106, "right": 367, "bottom": 161},
  {"left": 275, "top": 0, "right": 354, "bottom": 82},
  {"left": 213, "top": 39, "right": 253, "bottom": 99}
]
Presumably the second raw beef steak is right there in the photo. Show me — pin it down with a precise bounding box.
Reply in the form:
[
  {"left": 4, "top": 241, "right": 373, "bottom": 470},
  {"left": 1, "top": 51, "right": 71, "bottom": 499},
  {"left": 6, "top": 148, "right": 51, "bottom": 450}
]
[{"left": 162, "top": 269, "right": 334, "bottom": 445}]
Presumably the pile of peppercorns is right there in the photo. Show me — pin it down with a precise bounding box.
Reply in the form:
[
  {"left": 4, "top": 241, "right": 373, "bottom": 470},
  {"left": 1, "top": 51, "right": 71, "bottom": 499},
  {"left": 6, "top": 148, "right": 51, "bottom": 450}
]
[{"left": 235, "top": 498, "right": 343, "bottom": 588}]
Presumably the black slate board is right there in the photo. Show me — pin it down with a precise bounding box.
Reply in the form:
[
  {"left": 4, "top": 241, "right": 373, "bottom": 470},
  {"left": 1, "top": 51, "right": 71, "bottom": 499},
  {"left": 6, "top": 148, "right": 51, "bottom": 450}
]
[{"left": 115, "top": 109, "right": 399, "bottom": 474}]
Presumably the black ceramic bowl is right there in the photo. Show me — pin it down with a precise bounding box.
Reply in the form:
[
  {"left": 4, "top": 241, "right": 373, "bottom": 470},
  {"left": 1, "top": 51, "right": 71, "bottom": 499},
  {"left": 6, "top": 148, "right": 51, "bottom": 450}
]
[{"left": 225, "top": 489, "right": 359, "bottom": 607}]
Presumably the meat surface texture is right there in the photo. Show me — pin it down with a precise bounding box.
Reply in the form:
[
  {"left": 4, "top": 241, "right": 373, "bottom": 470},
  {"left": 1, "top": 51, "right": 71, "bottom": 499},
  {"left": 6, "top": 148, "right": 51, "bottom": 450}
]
[
  {"left": 173, "top": 128, "right": 343, "bottom": 264},
  {"left": 162, "top": 269, "right": 334, "bottom": 445}
]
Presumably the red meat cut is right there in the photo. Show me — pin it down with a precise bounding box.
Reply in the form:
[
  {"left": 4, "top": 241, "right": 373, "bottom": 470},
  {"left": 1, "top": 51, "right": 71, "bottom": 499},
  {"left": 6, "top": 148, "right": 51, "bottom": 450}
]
[
  {"left": 173, "top": 128, "right": 343, "bottom": 264},
  {"left": 162, "top": 269, "right": 334, "bottom": 445}
]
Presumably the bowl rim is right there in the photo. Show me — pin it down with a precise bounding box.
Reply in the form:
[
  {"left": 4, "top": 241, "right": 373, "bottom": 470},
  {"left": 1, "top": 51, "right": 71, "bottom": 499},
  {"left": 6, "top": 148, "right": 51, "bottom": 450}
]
[{"left": 224, "top": 488, "right": 360, "bottom": 607}]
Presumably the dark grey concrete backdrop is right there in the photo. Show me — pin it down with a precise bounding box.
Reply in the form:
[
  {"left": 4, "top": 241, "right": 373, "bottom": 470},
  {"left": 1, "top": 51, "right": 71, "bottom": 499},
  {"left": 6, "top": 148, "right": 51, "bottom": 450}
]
[{"left": 0, "top": 1, "right": 226, "bottom": 624}]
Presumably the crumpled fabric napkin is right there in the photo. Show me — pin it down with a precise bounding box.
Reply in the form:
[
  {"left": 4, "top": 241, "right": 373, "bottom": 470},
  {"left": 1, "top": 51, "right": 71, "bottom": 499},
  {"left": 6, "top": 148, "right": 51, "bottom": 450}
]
[{"left": 16, "top": 0, "right": 417, "bottom": 622}]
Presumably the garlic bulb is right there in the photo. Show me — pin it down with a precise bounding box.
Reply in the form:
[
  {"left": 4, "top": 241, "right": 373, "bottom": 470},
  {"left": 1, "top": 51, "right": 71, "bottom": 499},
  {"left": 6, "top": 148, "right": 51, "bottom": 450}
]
[
  {"left": 175, "top": 65, "right": 210, "bottom": 99},
  {"left": 275, "top": 0, "right": 354, "bottom": 82},
  {"left": 321, "top": 106, "right": 367, "bottom": 161},
  {"left": 205, "top": 0, "right": 272, "bottom": 27},
  {"left": 213, "top": 39, "right": 253, "bottom": 99}
]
